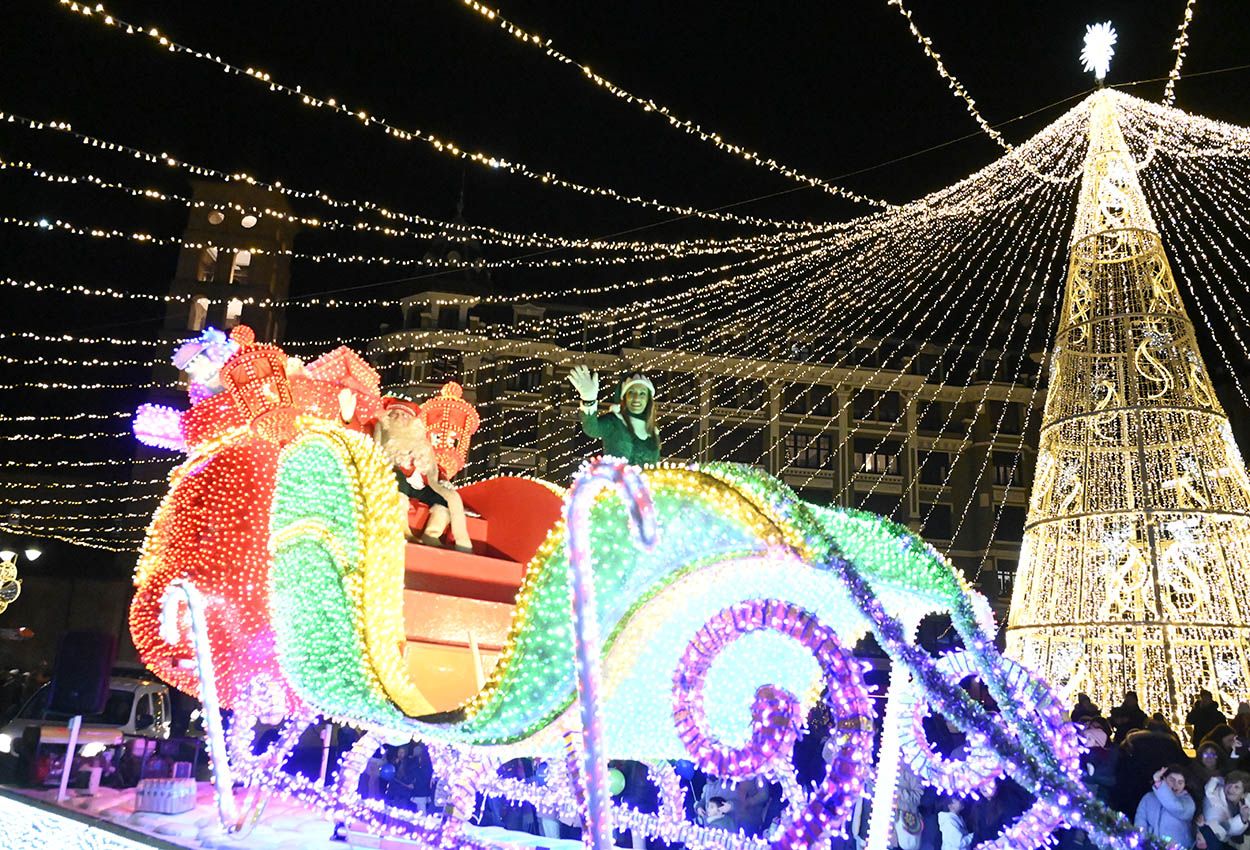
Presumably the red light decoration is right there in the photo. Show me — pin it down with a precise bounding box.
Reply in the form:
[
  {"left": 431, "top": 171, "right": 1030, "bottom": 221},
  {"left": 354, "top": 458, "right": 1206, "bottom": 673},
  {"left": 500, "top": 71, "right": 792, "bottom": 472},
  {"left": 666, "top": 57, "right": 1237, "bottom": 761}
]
[
  {"left": 131, "top": 325, "right": 336, "bottom": 715},
  {"left": 305, "top": 346, "right": 383, "bottom": 432},
  {"left": 220, "top": 331, "right": 298, "bottom": 444},
  {"left": 418, "top": 382, "right": 480, "bottom": 479},
  {"left": 130, "top": 436, "right": 292, "bottom": 713}
]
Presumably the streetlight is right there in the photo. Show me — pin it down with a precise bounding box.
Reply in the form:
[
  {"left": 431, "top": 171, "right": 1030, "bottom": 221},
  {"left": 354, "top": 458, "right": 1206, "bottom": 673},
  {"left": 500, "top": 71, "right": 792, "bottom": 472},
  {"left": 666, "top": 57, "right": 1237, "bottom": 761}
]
[{"left": 0, "top": 545, "right": 40, "bottom": 615}]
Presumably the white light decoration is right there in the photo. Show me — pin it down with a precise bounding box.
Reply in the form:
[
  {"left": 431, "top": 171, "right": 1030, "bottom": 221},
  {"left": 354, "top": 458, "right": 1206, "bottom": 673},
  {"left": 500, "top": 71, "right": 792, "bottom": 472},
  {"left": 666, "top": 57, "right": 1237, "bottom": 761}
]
[
  {"left": 55, "top": 1, "right": 847, "bottom": 225},
  {"left": 1161, "top": 1, "right": 1198, "bottom": 107},
  {"left": 1006, "top": 89, "right": 1250, "bottom": 728},
  {"left": 1081, "top": 22, "right": 1117, "bottom": 83},
  {"left": 885, "top": 0, "right": 1013, "bottom": 150}
]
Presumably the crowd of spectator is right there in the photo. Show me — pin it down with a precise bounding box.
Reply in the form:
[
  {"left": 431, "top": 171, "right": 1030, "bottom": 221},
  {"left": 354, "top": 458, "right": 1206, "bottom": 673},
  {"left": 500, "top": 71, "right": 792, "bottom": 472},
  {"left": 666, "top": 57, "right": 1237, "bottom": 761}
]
[
  {"left": 1056, "top": 689, "right": 1250, "bottom": 850},
  {"left": 366, "top": 689, "right": 1250, "bottom": 850},
  {"left": 11, "top": 661, "right": 1250, "bottom": 850}
]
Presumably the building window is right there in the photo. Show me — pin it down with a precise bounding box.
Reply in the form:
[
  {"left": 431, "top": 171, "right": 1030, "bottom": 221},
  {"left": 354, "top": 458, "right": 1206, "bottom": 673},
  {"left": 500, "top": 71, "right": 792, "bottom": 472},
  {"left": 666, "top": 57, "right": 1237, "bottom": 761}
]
[
  {"left": 851, "top": 347, "right": 880, "bottom": 368},
  {"left": 857, "top": 492, "right": 904, "bottom": 522},
  {"left": 711, "top": 376, "right": 767, "bottom": 411},
  {"left": 918, "top": 450, "right": 950, "bottom": 485},
  {"left": 720, "top": 428, "right": 765, "bottom": 466},
  {"left": 996, "top": 506, "right": 1027, "bottom": 541},
  {"left": 855, "top": 451, "right": 898, "bottom": 474},
  {"left": 436, "top": 307, "right": 461, "bottom": 330},
  {"left": 852, "top": 390, "right": 876, "bottom": 421},
  {"left": 651, "top": 371, "right": 697, "bottom": 406},
  {"left": 501, "top": 408, "right": 540, "bottom": 446},
  {"left": 224, "top": 297, "right": 244, "bottom": 328},
  {"left": 423, "top": 349, "right": 461, "bottom": 383},
  {"left": 512, "top": 305, "right": 545, "bottom": 324},
  {"left": 913, "top": 351, "right": 944, "bottom": 381},
  {"left": 998, "top": 402, "right": 1024, "bottom": 435},
  {"left": 229, "top": 250, "right": 251, "bottom": 285},
  {"left": 187, "top": 296, "right": 210, "bottom": 331},
  {"left": 852, "top": 390, "right": 901, "bottom": 422},
  {"left": 502, "top": 358, "right": 544, "bottom": 393},
  {"left": 996, "top": 559, "right": 1018, "bottom": 598},
  {"left": 917, "top": 401, "right": 946, "bottom": 432},
  {"left": 993, "top": 451, "right": 1022, "bottom": 486},
  {"left": 920, "top": 503, "right": 953, "bottom": 540},
  {"left": 782, "top": 384, "right": 834, "bottom": 417},
  {"left": 792, "top": 487, "right": 830, "bottom": 506},
  {"left": 784, "top": 433, "right": 833, "bottom": 469},
  {"left": 853, "top": 438, "right": 899, "bottom": 475},
  {"left": 196, "top": 247, "right": 218, "bottom": 283}
]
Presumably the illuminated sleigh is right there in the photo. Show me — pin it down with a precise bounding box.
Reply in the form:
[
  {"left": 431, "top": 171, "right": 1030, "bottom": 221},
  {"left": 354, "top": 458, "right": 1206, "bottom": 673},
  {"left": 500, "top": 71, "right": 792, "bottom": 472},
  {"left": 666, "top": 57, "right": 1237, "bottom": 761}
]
[{"left": 130, "top": 333, "right": 1167, "bottom": 850}]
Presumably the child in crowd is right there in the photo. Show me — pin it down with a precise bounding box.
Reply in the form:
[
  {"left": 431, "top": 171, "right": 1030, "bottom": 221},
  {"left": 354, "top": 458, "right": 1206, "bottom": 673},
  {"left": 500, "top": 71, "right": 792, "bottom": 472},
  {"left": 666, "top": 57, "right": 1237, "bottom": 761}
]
[{"left": 938, "top": 796, "right": 974, "bottom": 850}]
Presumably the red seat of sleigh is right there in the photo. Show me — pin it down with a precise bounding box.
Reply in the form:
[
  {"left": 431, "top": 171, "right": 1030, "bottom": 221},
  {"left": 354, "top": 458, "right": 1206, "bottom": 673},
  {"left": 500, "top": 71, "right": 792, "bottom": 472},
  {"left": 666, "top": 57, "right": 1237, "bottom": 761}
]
[{"left": 401, "top": 476, "right": 563, "bottom": 710}]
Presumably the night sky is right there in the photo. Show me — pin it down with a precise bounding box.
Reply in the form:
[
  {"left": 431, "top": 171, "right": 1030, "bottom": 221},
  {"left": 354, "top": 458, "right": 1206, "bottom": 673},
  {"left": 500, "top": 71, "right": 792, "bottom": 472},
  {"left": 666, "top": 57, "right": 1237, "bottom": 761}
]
[
  {"left": 6, "top": 1, "right": 1250, "bottom": 311},
  {"left": 3, "top": 0, "right": 1250, "bottom": 567}
]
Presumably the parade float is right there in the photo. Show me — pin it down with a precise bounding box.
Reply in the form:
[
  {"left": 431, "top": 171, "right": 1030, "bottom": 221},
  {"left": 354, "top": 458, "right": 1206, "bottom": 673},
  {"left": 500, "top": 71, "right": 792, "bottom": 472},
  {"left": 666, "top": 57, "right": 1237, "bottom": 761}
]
[
  {"left": 7, "top": 2, "right": 1250, "bottom": 848},
  {"left": 120, "top": 325, "right": 1169, "bottom": 850}
]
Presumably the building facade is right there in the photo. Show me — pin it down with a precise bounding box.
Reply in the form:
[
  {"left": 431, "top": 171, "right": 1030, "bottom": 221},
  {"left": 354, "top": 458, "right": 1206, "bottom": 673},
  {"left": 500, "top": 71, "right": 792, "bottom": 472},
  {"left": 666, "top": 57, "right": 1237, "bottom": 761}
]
[{"left": 370, "top": 291, "right": 1044, "bottom": 614}]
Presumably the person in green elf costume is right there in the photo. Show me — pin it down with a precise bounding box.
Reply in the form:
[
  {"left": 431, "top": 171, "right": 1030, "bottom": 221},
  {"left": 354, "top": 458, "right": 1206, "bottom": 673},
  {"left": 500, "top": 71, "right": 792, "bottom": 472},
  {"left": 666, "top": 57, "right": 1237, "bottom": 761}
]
[{"left": 567, "top": 365, "right": 661, "bottom": 466}]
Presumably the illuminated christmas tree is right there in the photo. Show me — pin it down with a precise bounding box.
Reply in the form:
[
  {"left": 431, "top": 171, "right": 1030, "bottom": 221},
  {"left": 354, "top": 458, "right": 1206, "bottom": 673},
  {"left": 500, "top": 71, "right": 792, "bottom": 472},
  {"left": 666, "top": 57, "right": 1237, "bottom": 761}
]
[{"left": 1006, "top": 86, "right": 1250, "bottom": 725}]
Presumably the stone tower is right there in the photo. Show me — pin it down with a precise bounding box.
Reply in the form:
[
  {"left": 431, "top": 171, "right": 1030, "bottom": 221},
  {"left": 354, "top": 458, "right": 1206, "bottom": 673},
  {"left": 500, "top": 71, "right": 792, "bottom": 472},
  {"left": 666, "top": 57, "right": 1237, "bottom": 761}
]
[{"left": 165, "top": 181, "right": 299, "bottom": 344}]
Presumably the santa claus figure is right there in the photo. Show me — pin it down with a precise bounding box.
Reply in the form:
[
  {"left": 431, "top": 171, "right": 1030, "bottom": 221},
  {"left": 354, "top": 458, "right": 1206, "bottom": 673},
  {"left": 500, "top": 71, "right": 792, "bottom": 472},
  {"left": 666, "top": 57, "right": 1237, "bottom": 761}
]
[{"left": 372, "top": 396, "right": 472, "bottom": 552}]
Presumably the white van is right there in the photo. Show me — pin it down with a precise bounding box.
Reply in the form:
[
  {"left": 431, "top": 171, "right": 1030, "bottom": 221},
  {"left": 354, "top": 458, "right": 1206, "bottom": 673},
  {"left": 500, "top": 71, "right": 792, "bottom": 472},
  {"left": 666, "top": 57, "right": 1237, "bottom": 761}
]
[{"left": 0, "top": 674, "right": 172, "bottom": 762}]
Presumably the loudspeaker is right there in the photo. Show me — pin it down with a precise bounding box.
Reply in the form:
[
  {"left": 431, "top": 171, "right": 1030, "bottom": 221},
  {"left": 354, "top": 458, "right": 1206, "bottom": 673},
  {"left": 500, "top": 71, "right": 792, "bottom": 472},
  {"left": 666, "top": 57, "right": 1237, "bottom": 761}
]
[{"left": 47, "top": 630, "right": 117, "bottom": 716}]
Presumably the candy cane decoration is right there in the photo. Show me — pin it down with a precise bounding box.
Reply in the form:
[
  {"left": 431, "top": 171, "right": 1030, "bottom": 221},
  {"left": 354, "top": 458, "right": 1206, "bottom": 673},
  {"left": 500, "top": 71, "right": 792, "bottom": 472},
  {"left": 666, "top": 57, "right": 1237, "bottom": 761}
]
[{"left": 564, "top": 456, "right": 658, "bottom": 850}]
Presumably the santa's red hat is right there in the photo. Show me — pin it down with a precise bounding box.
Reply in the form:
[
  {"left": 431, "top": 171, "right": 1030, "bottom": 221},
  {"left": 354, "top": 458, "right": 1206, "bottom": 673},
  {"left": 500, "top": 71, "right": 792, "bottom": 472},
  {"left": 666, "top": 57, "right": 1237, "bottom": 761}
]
[{"left": 382, "top": 396, "right": 421, "bottom": 418}]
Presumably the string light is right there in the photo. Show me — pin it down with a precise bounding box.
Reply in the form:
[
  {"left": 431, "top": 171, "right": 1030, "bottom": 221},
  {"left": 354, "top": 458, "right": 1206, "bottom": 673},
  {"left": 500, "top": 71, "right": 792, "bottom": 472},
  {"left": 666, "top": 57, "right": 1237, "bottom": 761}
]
[
  {"left": 0, "top": 137, "right": 834, "bottom": 261},
  {"left": 0, "top": 410, "right": 133, "bottom": 422},
  {"left": 0, "top": 378, "right": 178, "bottom": 390},
  {"left": 1, "top": 212, "right": 791, "bottom": 271},
  {"left": 1161, "top": 0, "right": 1198, "bottom": 108},
  {"left": 682, "top": 127, "right": 1080, "bottom": 493},
  {"left": 53, "top": 0, "right": 817, "bottom": 231},
  {"left": 2, "top": 492, "right": 164, "bottom": 506},
  {"left": 0, "top": 430, "right": 131, "bottom": 441},
  {"left": 0, "top": 477, "right": 166, "bottom": 489},
  {"left": 454, "top": 0, "right": 891, "bottom": 208},
  {"left": 468, "top": 105, "right": 1088, "bottom": 476},
  {"left": 884, "top": 0, "right": 1012, "bottom": 150},
  {"left": 8, "top": 510, "right": 154, "bottom": 520},
  {"left": 0, "top": 456, "right": 173, "bottom": 469},
  {"left": 0, "top": 352, "right": 160, "bottom": 368},
  {"left": 0, "top": 109, "right": 830, "bottom": 252},
  {"left": 770, "top": 167, "right": 1070, "bottom": 493},
  {"left": 0, "top": 245, "right": 824, "bottom": 310},
  {"left": 0, "top": 114, "right": 1085, "bottom": 545},
  {"left": 0, "top": 523, "right": 138, "bottom": 552}
]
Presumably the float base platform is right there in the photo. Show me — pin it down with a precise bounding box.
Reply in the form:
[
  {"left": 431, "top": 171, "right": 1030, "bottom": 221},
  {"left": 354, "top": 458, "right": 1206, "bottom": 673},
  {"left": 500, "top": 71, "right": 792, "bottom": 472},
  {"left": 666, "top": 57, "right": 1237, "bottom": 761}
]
[{"left": 0, "top": 785, "right": 582, "bottom": 850}]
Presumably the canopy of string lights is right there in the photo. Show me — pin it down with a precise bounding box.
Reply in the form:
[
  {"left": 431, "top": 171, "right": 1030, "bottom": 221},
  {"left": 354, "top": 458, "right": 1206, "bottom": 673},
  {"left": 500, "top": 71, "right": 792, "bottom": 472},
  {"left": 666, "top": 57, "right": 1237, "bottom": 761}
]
[{"left": 0, "top": 4, "right": 1247, "bottom": 652}]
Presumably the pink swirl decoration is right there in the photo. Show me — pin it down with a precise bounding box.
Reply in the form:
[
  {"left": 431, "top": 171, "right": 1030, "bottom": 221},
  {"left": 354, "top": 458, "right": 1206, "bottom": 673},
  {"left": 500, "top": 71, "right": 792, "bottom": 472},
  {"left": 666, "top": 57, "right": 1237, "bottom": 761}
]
[
  {"left": 672, "top": 600, "right": 874, "bottom": 850},
  {"left": 897, "top": 651, "right": 1080, "bottom": 850}
]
